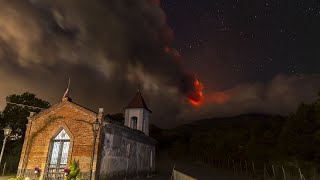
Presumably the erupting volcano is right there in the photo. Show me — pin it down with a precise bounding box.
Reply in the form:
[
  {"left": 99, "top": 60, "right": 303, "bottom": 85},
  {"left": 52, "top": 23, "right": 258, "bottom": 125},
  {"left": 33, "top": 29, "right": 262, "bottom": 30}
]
[{"left": 186, "top": 78, "right": 204, "bottom": 107}]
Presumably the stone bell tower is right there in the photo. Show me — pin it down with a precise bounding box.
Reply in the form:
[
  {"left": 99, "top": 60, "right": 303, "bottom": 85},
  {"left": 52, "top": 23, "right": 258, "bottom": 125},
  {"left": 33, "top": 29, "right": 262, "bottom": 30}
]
[{"left": 124, "top": 91, "right": 152, "bottom": 136}]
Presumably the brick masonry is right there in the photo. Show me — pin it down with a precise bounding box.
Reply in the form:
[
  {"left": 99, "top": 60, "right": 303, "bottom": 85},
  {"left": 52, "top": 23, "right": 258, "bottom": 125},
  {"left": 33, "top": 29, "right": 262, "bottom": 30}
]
[
  {"left": 17, "top": 99, "right": 102, "bottom": 180},
  {"left": 17, "top": 96, "right": 156, "bottom": 180}
]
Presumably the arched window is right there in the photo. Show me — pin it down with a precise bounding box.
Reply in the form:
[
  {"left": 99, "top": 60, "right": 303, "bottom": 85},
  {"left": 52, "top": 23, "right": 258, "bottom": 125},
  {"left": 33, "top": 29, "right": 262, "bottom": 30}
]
[
  {"left": 130, "top": 116, "right": 138, "bottom": 129},
  {"left": 46, "top": 129, "right": 70, "bottom": 179}
]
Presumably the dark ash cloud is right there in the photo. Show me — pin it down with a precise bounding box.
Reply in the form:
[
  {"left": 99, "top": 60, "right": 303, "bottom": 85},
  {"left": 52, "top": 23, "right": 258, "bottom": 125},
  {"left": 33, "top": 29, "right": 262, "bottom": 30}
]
[
  {"left": 0, "top": 0, "right": 319, "bottom": 128},
  {"left": 0, "top": 0, "right": 200, "bottom": 127}
]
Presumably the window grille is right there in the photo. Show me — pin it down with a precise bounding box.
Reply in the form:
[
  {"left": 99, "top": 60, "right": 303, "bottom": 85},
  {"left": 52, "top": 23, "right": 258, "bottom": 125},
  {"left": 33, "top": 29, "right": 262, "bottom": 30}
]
[{"left": 45, "top": 129, "right": 70, "bottom": 180}]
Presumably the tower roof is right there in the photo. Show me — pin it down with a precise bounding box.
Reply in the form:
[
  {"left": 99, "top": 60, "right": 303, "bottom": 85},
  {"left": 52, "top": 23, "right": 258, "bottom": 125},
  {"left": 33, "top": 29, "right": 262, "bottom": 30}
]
[{"left": 126, "top": 91, "right": 152, "bottom": 113}]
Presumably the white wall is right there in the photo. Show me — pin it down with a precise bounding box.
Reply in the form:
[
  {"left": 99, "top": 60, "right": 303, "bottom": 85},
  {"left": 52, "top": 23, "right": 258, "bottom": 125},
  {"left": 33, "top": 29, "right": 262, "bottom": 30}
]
[
  {"left": 124, "top": 108, "right": 150, "bottom": 135},
  {"left": 143, "top": 109, "right": 150, "bottom": 136},
  {"left": 98, "top": 123, "right": 156, "bottom": 179}
]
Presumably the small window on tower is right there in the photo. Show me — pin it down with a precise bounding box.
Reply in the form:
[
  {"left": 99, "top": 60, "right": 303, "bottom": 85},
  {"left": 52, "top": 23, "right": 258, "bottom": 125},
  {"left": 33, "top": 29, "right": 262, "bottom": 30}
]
[{"left": 131, "top": 116, "right": 137, "bottom": 129}]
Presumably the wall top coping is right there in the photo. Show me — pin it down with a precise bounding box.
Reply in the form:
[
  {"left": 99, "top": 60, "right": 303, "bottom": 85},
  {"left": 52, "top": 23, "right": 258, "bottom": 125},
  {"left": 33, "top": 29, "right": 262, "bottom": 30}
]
[{"left": 29, "top": 100, "right": 98, "bottom": 121}]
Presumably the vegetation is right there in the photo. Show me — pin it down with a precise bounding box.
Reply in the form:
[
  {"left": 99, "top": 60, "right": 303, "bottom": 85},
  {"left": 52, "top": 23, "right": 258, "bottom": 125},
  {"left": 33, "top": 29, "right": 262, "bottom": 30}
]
[
  {"left": 67, "top": 159, "right": 82, "bottom": 180},
  {"left": 1, "top": 91, "right": 319, "bottom": 178},
  {"left": 150, "top": 92, "right": 320, "bottom": 178},
  {"left": 29, "top": 115, "right": 64, "bottom": 147},
  {"left": 105, "top": 113, "right": 125, "bottom": 125},
  {"left": 0, "top": 92, "right": 50, "bottom": 174},
  {"left": 8, "top": 177, "right": 24, "bottom": 180},
  {"left": 0, "top": 92, "right": 122, "bottom": 176}
]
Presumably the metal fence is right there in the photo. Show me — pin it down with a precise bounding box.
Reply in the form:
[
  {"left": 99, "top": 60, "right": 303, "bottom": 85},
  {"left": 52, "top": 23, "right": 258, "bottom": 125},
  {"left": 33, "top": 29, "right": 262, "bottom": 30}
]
[{"left": 189, "top": 155, "right": 317, "bottom": 180}]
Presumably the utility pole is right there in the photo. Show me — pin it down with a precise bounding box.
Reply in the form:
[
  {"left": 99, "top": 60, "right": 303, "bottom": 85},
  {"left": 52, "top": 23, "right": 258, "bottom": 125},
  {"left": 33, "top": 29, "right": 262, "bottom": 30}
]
[
  {"left": 0, "top": 136, "right": 8, "bottom": 166},
  {"left": 89, "top": 119, "right": 100, "bottom": 180}
]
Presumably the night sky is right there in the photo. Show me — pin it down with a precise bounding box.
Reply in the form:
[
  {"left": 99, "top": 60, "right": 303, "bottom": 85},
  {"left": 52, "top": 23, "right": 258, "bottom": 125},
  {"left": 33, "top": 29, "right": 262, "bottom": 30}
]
[
  {"left": 0, "top": 0, "right": 320, "bottom": 127},
  {"left": 162, "top": 0, "right": 320, "bottom": 89}
]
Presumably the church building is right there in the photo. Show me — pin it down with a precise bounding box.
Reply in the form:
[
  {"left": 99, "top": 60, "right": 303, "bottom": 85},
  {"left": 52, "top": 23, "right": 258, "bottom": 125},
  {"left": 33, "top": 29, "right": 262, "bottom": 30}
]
[{"left": 17, "top": 89, "right": 156, "bottom": 180}]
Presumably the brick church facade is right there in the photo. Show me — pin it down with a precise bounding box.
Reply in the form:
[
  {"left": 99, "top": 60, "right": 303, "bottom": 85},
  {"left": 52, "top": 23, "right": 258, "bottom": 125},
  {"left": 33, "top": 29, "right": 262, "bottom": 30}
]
[{"left": 17, "top": 91, "right": 156, "bottom": 180}]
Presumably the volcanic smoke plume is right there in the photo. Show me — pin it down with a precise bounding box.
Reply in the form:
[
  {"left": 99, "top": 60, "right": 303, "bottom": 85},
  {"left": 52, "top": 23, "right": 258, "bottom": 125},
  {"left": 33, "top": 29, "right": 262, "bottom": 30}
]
[
  {"left": 0, "top": 0, "right": 319, "bottom": 128},
  {"left": 0, "top": 0, "right": 203, "bottom": 107}
]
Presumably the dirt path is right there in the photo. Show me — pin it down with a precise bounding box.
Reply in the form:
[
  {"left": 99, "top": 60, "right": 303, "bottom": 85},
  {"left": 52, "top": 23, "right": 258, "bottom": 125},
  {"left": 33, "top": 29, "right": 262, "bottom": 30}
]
[{"left": 0, "top": 176, "right": 14, "bottom": 180}]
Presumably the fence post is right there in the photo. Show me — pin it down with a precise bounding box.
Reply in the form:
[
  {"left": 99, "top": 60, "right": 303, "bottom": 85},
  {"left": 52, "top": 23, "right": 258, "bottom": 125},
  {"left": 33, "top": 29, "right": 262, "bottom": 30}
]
[
  {"left": 263, "top": 163, "right": 270, "bottom": 179},
  {"left": 222, "top": 158, "right": 224, "bottom": 168},
  {"left": 264, "top": 164, "right": 266, "bottom": 180},
  {"left": 223, "top": 159, "right": 225, "bottom": 168},
  {"left": 282, "top": 166, "right": 286, "bottom": 180},
  {"left": 233, "top": 160, "right": 235, "bottom": 175},
  {"left": 245, "top": 160, "right": 248, "bottom": 175},
  {"left": 2, "top": 162, "right": 6, "bottom": 176},
  {"left": 205, "top": 156, "right": 207, "bottom": 164},
  {"left": 215, "top": 157, "right": 217, "bottom": 168},
  {"left": 171, "top": 164, "right": 176, "bottom": 180},
  {"left": 298, "top": 168, "right": 305, "bottom": 180},
  {"left": 272, "top": 165, "right": 276, "bottom": 177},
  {"left": 252, "top": 162, "right": 256, "bottom": 177},
  {"left": 223, "top": 158, "right": 228, "bottom": 169}
]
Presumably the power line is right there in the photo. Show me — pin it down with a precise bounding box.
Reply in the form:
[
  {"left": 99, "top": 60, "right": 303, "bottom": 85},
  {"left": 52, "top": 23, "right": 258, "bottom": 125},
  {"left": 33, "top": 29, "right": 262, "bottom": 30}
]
[{"left": 6, "top": 102, "right": 46, "bottom": 110}]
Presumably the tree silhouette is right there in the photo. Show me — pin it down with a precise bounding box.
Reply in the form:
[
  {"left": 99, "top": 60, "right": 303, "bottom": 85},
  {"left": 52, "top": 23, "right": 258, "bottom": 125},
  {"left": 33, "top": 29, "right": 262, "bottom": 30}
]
[{"left": 0, "top": 92, "right": 50, "bottom": 174}]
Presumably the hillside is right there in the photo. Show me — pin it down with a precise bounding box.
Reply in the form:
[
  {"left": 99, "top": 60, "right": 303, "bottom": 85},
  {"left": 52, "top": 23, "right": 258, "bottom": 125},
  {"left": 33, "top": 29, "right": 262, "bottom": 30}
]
[
  {"left": 150, "top": 95, "right": 320, "bottom": 179},
  {"left": 150, "top": 114, "right": 286, "bottom": 161}
]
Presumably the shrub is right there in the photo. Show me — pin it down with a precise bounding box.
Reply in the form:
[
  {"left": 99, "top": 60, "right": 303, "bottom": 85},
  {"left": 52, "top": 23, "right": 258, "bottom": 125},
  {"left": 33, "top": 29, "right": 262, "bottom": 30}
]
[
  {"left": 8, "top": 176, "right": 24, "bottom": 180},
  {"left": 67, "top": 159, "right": 82, "bottom": 180}
]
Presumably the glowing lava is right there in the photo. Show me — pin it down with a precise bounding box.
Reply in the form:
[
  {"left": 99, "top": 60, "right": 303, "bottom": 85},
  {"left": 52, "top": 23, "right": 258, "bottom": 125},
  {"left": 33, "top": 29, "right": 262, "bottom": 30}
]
[
  {"left": 187, "top": 78, "right": 204, "bottom": 107},
  {"left": 188, "top": 98, "right": 202, "bottom": 107}
]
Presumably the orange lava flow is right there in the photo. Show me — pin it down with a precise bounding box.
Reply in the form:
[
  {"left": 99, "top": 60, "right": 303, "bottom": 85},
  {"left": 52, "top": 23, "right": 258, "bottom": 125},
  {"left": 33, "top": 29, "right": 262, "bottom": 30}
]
[
  {"left": 188, "top": 97, "right": 202, "bottom": 107},
  {"left": 187, "top": 78, "right": 204, "bottom": 107}
]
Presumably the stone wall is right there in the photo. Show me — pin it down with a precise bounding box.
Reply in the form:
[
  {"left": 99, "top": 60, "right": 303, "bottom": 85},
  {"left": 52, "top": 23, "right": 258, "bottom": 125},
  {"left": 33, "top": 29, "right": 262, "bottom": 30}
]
[{"left": 98, "top": 122, "right": 156, "bottom": 180}]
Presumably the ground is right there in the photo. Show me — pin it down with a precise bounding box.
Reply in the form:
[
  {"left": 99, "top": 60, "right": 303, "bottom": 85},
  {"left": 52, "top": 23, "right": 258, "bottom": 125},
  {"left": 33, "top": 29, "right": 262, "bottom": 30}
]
[
  {"left": 0, "top": 176, "right": 14, "bottom": 180},
  {"left": 148, "top": 152, "right": 248, "bottom": 180},
  {"left": 2, "top": 152, "right": 248, "bottom": 180}
]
